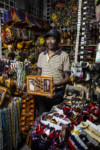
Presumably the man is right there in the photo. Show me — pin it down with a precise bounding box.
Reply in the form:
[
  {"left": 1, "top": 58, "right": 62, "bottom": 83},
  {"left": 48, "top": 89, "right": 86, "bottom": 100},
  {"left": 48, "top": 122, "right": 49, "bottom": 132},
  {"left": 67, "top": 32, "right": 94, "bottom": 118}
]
[{"left": 37, "top": 29, "right": 70, "bottom": 115}]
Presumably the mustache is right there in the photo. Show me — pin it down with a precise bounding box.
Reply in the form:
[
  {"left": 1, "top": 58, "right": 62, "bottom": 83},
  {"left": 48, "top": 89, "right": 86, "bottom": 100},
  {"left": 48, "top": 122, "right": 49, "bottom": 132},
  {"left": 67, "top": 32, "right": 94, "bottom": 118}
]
[{"left": 47, "top": 43, "right": 55, "bottom": 46}]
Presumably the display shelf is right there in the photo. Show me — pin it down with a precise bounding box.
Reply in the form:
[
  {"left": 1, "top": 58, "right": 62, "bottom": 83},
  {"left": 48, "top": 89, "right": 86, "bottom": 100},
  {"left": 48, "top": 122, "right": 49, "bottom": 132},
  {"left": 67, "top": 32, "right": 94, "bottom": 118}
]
[
  {"left": 59, "top": 44, "right": 74, "bottom": 47},
  {"left": 59, "top": 43, "right": 97, "bottom": 47}
]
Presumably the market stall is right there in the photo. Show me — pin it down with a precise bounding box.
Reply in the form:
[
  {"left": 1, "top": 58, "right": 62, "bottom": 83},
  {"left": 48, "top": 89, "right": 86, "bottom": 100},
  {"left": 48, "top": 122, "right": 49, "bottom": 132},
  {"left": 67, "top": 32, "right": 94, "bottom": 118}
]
[
  {"left": 24, "top": 0, "right": 100, "bottom": 149},
  {"left": 0, "top": 7, "right": 49, "bottom": 150},
  {"left": 0, "top": 0, "right": 100, "bottom": 150}
]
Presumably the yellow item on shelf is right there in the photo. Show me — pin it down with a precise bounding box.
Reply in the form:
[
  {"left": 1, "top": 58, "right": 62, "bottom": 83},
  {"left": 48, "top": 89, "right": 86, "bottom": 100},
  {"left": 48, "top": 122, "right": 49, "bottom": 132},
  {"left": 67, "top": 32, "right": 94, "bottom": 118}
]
[
  {"left": 25, "top": 40, "right": 33, "bottom": 45},
  {"left": 3, "top": 43, "right": 8, "bottom": 49},
  {"left": 0, "top": 76, "right": 5, "bottom": 85},
  {"left": 17, "top": 42, "right": 24, "bottom": 50},
  {"left": 71, "top": 76, "right": 75, "bottom": 83},
  {"left": 24, "top": 41, "right": 33, "bottom": 49},
  {"left": 51, "top": 13, "right": 57, "bottom": 20},
  {"left": 5, "top": 78, "right": 15, "bottom": 89},
  {"left": 24, "top": 45, "right": 30, "bottom": 49},
  {"left": 23, "top": 49, "right": 28, "bottom": 52}
]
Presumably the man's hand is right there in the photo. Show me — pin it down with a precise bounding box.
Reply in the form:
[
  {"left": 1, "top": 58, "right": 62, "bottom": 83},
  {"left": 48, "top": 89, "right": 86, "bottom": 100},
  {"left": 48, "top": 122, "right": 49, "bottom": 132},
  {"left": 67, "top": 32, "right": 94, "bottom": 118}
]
[
  {"left": 22, "top": 83, "right": 27, "bottom": 92},
  {"left": 46, "top": 85, "right": 56, "bottom": 99}
]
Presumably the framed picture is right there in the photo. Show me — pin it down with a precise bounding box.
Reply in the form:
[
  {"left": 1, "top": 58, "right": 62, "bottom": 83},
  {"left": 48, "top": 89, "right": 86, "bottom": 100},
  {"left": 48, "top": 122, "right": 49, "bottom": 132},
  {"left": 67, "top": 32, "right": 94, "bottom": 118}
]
[
  {"left": 0, "top": 86, "right": 7, "bottom": 106},
  {"left": 26, "top": 76, "right": 53, "bottom": 97}
]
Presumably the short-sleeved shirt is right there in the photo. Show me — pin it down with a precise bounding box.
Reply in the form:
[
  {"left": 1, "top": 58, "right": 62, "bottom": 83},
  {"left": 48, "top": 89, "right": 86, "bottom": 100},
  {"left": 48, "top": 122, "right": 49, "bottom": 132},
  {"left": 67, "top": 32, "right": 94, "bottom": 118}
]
[{"left": 37, "top": 49, "right": 70, "bottom": 88}]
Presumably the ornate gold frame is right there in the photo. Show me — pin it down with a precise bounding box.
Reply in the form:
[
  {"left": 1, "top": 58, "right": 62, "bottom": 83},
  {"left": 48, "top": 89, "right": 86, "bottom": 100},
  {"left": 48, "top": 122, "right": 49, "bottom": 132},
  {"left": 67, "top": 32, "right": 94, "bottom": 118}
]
[
  {"left": 0, "top": 86, "right": 7, "bottom": 106},
  {"left": 26, "top": 75, "right": 53, "bottom": 97}
]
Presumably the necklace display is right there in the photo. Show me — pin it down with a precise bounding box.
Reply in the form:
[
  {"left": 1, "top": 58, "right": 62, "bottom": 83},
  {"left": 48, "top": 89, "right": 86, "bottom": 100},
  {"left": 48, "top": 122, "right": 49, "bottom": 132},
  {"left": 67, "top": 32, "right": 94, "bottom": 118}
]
[
  {"left": 1, "top": 109, "right": 7, "bottom": 148},
  {"left": 13, "top": 101, "right": 19, "bottom": 149},
  {"left": 4, "top": 108, "right": 10, "bottom": 150},
  {"left": 0, "top": 110, "right": 3, "bottom": 150},
  {"left": 16, "top": 98, "right": 21, "bottom": 142},
  {"left": 0, "top": 98, "right": 21, "bottom": 150},
  {"left": 7, "top": 107, "right": 12, "bottom": 150}
]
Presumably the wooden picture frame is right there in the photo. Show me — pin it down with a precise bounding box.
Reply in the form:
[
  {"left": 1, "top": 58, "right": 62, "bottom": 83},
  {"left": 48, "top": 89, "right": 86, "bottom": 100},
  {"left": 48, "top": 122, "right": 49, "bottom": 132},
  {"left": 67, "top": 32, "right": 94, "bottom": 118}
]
[
  {"left": 0, "top": 86, "right": 7, "bottom": 106},
  {"left": 26, "top": 75, "right": 53, "bottom": 97}
]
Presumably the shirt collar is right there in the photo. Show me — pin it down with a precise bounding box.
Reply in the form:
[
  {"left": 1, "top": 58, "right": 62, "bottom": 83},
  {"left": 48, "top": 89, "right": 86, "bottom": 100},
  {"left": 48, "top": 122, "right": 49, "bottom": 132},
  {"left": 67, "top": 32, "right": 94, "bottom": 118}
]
[{"left": 44, "top": 49, "right": 62, "bottom": 55}]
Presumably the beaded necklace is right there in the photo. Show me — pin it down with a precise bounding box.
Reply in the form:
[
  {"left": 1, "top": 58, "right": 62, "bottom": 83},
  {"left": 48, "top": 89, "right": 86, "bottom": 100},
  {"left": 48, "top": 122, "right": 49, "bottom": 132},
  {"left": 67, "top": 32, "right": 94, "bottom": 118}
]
[
  {"left": 1, "top": 109, "right": 7, "bottom": 148},
  {"left": 4, "top": 108, "right": 9, "bottom": 150},
  {"left": 0, "top": 110, "right": 3, "bottom": 150},
  {"left": 7, "top": 107, "right": 12, "bottom": 150},
  {"left": 16, "top": 99, "right": 21, "bottom": 142},
  {"left": 9, "top": 102, "right": 15, "bottom": 148},
  {"left": 13, "top": 101, "right": 19, "bottom": 149}
]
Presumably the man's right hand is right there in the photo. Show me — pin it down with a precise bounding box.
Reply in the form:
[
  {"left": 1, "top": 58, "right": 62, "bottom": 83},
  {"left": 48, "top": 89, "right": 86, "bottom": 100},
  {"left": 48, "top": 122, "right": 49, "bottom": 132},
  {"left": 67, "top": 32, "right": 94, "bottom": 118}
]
[{"left": 22, "top": 83, "right": 27, "bottom": 92}]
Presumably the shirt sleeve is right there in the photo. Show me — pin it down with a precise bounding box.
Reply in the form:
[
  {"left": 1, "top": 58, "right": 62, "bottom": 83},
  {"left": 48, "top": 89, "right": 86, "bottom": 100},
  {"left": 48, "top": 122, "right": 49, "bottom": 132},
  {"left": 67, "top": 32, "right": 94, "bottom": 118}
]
[
  {"left": 63, "top": 54, "right": 70, "bottom": 73},
  {"left": 37, "top": 53, "right": 42, "bottom": 69}
]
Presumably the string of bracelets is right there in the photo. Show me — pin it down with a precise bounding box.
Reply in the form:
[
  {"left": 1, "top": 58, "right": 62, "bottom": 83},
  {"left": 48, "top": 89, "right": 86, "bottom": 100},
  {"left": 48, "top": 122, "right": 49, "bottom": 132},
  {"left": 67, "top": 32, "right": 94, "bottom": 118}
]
[
  {"left": 0, "top": 97, "right": 21, "bottom": 150},
  {"left": 26, "top": 100, "right": 100, "bottom": 150}
]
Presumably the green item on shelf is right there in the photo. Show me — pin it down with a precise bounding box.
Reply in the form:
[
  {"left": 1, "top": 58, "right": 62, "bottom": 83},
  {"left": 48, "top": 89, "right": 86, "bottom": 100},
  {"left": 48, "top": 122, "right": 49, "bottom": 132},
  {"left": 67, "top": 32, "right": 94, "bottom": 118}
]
[{"left": 16, "top": 56, "right": 21, "bottom": 61}]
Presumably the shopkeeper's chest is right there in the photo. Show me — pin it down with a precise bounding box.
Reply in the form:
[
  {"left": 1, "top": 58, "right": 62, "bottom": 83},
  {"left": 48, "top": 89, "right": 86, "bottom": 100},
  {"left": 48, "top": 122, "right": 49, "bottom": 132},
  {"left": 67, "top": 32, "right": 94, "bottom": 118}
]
[{"left": 42, "top": 54, "right": 63, "bottom": 71}]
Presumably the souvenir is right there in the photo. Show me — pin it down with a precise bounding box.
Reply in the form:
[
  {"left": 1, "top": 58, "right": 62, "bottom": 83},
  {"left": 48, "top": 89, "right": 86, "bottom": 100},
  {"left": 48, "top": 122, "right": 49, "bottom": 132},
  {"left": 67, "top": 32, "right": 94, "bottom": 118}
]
[
  {"left": 27, "top": 76, "right": 53, "bottom": 97},
  {"left": 20, "top": 95, "right": 35, "bottom": 135},
  {"left": 1, "top": 27, "right": 17, "bottom": 43},
  {"left": 22, "top": 29, "right": 29, "bottom": 41},
  {"left": 24, "top": 40, "right": 33, "bottom": 49},
  {"left": 17, "top": 41, "right": 24, "bottom": 50},
  {"left": 51, "top": 0, "right": 78, "bottom": 27},
  {"left": 5, "top": 78, "right": 15, "bottom": 90},
  {"left": 3, "top": 43, "right": 8, "bottom": 49},
  {"left": 0, "top": 76, "right": 5, "bottom": 85},
  {"left": 37, "top": 37, "right": 45, "bottom": 46},
  {"left": 65, "top": 84, "right": 90, "bottom": 100},
  {"left": 0, "top": 86, "right": 7, "bottom": 106},
  {"left": 71, "top": 0, "right": 83, "bottom": 81}
]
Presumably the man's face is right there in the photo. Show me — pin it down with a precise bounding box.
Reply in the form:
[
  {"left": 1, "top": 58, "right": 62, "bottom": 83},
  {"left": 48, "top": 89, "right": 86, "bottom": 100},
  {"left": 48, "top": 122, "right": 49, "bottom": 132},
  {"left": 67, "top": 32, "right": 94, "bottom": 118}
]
[{"left": 46, "top": 36, "right": 58, "bottom": 50}]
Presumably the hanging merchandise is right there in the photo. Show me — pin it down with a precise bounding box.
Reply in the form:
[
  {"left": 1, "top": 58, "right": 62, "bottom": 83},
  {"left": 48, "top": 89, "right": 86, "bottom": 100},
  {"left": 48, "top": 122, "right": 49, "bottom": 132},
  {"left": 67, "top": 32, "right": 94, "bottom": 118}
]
[
  {"left": 36, "top": 37, "right": 45, "bottom": 46},
  {"left": 95, "top": 0, "right": 100, "bottom": 21},
  {"left": 51, "top": 0, "right": 78, "bottom": 27},
  {"left": 71, "top": 0, "right": 96, "bottom": 83},
  {"left": 16, "top": 62, "right": 24, "bottom": 90},
  {"left": 1, "top": 8, "right": 47, "bottom": 64},
  {"left": 71, "top": 0, "right": 83, "bottom": 82},
  {"left": 1, "top": 26, "right": 17, "bottom": 44},
  {"left": 79, "top": 0, "right": 92, "bottom": 82},
  {"left": 80, "top": 0, "right": 95, "bottom": 62},
  {"left": 0, "top": 97, "right": 21, "bottom": 150},
  {"left": 95, "top": 1, "right": 100, "bottom": 62},
  {"left": 0, "top": 86, "right": 7, "bottom": 106},
  {"left": 9, "top": 60, "right": 31, "bottom": 91}
]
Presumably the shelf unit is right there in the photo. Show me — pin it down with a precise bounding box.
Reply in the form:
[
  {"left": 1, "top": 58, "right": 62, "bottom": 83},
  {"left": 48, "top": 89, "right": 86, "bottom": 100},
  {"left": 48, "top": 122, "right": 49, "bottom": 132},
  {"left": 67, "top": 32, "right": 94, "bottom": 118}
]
[
  {"left": 59, "top": 44, "right": 97, "bottom": 47},
  {"left": 58, "top": 43, "right": 97, "bottom": 63}
]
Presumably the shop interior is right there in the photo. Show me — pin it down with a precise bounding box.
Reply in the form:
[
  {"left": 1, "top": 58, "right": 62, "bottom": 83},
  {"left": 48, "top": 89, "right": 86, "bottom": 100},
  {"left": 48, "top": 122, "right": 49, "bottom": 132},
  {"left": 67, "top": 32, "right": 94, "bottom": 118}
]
[{"left": 0, "top": 0, "right": 100, "bottom": 150}]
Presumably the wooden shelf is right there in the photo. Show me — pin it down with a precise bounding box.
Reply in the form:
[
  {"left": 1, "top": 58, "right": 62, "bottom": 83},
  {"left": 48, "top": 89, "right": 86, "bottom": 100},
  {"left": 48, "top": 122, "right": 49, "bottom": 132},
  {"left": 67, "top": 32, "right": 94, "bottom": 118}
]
[
  {"left": 59, "top": 43, "right": 97, "bottom": 47},
  {"left": 59, "top": 44, "right": 73, "bottom": 46}
]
